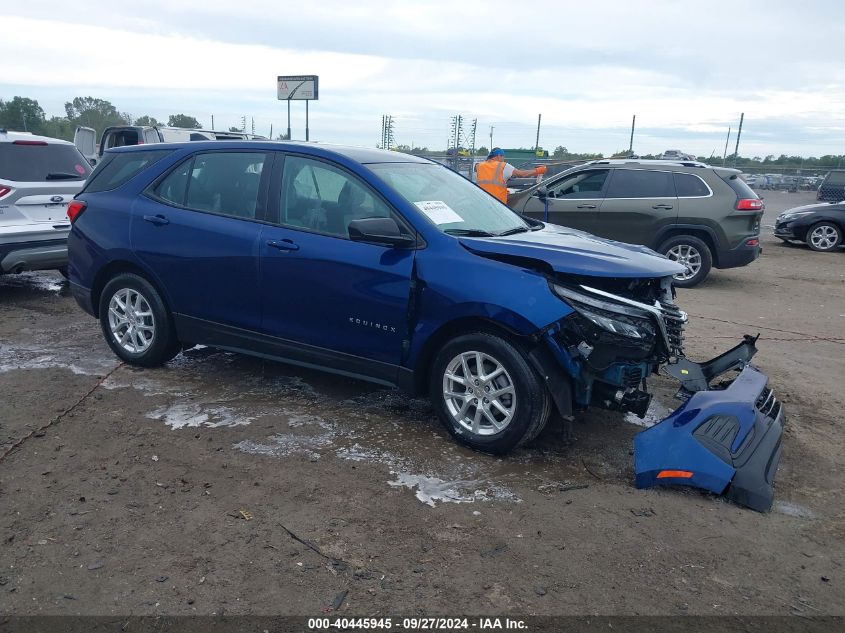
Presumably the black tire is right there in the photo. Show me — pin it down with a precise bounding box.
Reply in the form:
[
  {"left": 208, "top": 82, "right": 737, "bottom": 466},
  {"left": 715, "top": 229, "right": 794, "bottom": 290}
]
[
  {"left": 805, "top": 221, "right": 842, "bottom": 252},
  {"left": 429, "top": 332, "right": 551, "bottom": 455},
  {"left": 99, "top": 273, "right": 180, "bottom": 367},
  {"left": 659, "top": 235, "right": 713, "bottom": 288}
]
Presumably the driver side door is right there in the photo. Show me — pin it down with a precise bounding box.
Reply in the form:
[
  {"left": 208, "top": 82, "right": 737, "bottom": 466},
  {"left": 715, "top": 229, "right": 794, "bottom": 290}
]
[{"left": 519, "top": 168, "right": 610, "bottom": 232}]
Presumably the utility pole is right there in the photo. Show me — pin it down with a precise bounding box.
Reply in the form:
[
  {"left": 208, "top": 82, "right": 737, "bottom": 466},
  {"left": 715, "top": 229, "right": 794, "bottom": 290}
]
[
  {"left": 535, "top": 114, "right": 542, "bottom": 152},
  {"left": 211, "top": 114, "right": 215, "bottom": 130},
  {"left": 386, "top": 116, "right": 395, "bottom": 150},
  {"left": 286, "top": 101, "right": 291, "bottom": 140},
  {"left": 380, "top": 115, "right": 385, "bottom": 148},
  {"left": 722, "top": 127, "right": 731, "bottom": 166},
  {"left": 733, "top": 112, "right": 744, "bottom": 167},
  {"left": 380, "top": 115, "right": 394, "bottom": 150},
  {"left": 240, "top": 116, "right": 247, "bottom": 133},
  {"left": 489, "top": 125, "right": 494, "bottom": 150},
  {"left": 629, "top": 114, "right": 636, "bottom": 154},
  {"left": 305, "top": 101, "right": 309, "bottom": 142}
]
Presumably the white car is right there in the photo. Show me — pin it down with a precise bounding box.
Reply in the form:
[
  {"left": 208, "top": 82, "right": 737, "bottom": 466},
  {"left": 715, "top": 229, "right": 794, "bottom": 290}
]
[{"left": 0, "top": 129, "right": 91, "bottom": 275}]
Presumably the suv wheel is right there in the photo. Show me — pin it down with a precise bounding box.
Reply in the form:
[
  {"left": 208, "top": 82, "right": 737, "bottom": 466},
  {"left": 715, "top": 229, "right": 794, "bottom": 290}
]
[
  {"left": 660, "top": 236, "right": 713, "bottom": 288},
  {"left": 430, "top": 332, "right": 551, "bottom": 455},
  {"left": 805, "top": 222, "right": 842, "bottom": 252},
  {"left": 99, "top": 273, "right": 181, "bottom": 367}
]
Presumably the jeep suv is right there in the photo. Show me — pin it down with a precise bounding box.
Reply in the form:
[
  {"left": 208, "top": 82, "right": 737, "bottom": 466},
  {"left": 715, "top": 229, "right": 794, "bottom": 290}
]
[
  {"left": 0, "top": 129, "right": 91, "bottom": 275},
  {"left": 508, "top": 159, "right": 764, "bottom": 287}
]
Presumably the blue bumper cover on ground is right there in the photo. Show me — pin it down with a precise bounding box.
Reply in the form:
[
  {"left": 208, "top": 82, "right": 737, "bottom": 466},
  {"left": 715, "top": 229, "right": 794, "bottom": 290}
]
[{"left": 634, "top": 336, "right": 784, "bottom": 512}]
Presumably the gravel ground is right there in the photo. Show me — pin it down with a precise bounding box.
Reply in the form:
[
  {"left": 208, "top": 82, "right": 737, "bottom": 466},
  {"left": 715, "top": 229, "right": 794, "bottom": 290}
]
[{"left": 0, "top": 191, "right": 842, "bottom": 617}]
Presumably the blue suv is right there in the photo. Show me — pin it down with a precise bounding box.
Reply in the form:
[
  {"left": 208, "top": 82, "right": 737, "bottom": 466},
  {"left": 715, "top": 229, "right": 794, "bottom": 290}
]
[{"left": 67, "top": 142, "right": 784, "bottom": 510}]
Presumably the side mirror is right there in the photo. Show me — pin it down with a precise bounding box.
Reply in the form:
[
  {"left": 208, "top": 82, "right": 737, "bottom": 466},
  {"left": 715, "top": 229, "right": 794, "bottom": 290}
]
[
  {"left": 535, "top": 185, "right": 548, "bottom": 198},
  {"left": 348, "top": 217, "right": 416, "bottom": 248}
]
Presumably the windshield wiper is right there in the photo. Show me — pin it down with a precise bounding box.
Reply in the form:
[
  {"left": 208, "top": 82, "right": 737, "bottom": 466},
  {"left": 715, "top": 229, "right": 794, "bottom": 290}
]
[
  {"left": 443, "top": 228, "right": 496, "bottom": 237},
  {"left": 496, "top": 226, "right": 530, "bottom": 236},
  {"left": 46, "top": 172, "right": 83, "bottom": 180}
]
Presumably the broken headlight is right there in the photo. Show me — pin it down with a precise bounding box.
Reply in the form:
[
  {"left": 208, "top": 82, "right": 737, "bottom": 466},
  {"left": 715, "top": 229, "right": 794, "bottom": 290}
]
[{"left": 551, "top": 283, "right": 656, "bottom": 341}]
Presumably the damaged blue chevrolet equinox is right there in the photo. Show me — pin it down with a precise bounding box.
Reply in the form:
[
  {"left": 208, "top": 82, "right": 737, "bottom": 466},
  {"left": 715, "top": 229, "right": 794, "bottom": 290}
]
[{"left": 67, "top": 142, "right": 784, "bottom": 511}]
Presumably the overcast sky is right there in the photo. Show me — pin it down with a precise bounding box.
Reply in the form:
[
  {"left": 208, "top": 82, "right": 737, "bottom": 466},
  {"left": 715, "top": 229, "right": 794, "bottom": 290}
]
[{"left": 2, "top": 0, "right": 844, "bottom": 157}]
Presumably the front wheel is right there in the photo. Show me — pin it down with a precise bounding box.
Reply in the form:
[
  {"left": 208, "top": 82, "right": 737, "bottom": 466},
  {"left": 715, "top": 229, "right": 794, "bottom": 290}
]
[
  {"left": 660, "top": 236, "right": 713, "bottom": 288},
  {"left": 430, "top": 332, "right": 551, "bottom": 455},
  {"left": 805, "top": 222, "right": 842, "bottom": 252},
  {"left": 99, "top": 273, "right": 180, "bottom": 367}
]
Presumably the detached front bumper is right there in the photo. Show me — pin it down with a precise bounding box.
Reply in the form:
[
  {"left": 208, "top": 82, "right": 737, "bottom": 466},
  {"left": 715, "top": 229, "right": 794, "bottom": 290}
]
[{"left": 634, "top": 336, "right": 784, "bottom": 512}]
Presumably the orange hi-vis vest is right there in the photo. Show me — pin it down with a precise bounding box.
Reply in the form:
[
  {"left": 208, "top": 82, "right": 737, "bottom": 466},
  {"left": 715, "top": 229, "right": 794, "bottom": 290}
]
[{"left": 476, "top": 159, "right": 508, "bottom": 203}]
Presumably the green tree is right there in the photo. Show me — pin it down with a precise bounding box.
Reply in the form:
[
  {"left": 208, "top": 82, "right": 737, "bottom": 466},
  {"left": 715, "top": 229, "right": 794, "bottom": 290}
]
[
  {"left": 552, "top": 145, "right": 569, "bottom": 158},
  {"left": 476, "top": 146, "right": 488, "bottom": 156},
  {"left": 229, "top": 126, "right": 243, "bottom": 133},
  {"left": 41, "top": 116, "right": 76, "bottom": 141},
  {"left": 64, "top": 96, "right": 127, "bottom": 131},
  {"left": 0, "top": 96, "right": 46, "bottom": 134},
  {"left": 168, "top": 114, "right": 201, "bottom": 128},
  {"left": 134, "top": 115, "right": 159, "bottom": 126}
]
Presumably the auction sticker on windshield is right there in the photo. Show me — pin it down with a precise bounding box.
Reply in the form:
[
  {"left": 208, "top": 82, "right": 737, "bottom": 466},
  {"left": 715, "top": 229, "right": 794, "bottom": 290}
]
[{"left": 414, "top": 200, "right": 463, "bottom": 224}]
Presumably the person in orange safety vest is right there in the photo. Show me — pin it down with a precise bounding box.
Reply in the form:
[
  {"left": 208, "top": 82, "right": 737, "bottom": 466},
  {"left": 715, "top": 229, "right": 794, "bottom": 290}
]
[{"left": 474, "top": 147, "right": 547, "bottom": 203}]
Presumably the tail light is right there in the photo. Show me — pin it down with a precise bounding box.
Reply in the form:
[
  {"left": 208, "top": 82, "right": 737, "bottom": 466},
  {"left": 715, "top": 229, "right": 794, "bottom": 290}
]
[
  {"left": 67, "top": 200, "right": 87, "bottom": 223},
  {"left": 0, "top": 185, "right": 12, "bottom": 198},
  {"left": 736, "top": 198, "right": 764, "bottom": 211},
  {"left": 746, "top": 238, "right": 759, "bottom": 247},
  {"left": 12, "top": 140, "right": 48, "bottom": 146}
]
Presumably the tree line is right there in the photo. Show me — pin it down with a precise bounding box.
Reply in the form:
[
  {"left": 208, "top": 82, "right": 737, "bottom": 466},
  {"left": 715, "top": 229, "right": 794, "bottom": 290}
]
[{"left": 0, "top": 95, "right": 202, "bottom": 141}]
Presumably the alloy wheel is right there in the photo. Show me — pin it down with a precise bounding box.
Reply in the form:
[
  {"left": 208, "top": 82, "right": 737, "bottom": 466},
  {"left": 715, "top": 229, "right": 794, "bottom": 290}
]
[
  {"left": 667, "top": 244, "right": 702, "bottom": 281},
  {"left": 108, "top": 288, "right": 156, "bottom": 353},
  {"left": 442, "top": 351, "right": 516, "bottom": 436},
  {"left": 809, "top": 225, "right": 840, "bottom": 251}
]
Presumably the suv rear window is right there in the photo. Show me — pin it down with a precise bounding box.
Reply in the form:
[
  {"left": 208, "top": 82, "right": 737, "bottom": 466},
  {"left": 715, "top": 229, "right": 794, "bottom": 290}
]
[
  {"left": 0, "top": 142, "right": 91, "bottom": 182},
  {"left": 720, "top": 173, "right": 758, "bottom": 199},
  {"left": 84, "top": 150, "right": 172, "bottom": 193}
]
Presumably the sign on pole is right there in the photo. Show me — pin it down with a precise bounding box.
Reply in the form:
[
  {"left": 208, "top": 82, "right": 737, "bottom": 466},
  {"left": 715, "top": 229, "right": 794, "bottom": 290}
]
[{"left": 277, "top": 75, "right": 319, "bottom": 101}]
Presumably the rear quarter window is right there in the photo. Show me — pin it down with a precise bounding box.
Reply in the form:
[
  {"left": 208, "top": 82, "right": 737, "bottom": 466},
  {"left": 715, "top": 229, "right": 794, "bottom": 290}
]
[
  {"left": 0, "top": 142, "right": 91, "bottom": 182},
  {"left": 674, "top": 172, "right": 711, "bottom": 197},
  {"left": 720, "top": 173, "right": 758, "bottom": 199},
  {"left": 83, "top": 150, "right": 172, "bottom": 193}
]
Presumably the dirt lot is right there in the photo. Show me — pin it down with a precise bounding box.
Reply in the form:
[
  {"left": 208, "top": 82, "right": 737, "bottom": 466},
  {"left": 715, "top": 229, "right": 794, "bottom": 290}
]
[{"left": 0, "top": 191, "right": 843, "bottom": 617}]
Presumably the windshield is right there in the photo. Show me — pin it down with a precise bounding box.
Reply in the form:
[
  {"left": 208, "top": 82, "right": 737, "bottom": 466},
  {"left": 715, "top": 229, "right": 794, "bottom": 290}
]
[{"left": 368, "top": 162, "right": 530, "bottom": 236}]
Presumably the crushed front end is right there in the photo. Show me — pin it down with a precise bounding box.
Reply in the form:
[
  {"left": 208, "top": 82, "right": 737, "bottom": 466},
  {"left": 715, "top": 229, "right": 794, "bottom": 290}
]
[{"left": 538, "top": 274, "right": 784, "bottom": 512}]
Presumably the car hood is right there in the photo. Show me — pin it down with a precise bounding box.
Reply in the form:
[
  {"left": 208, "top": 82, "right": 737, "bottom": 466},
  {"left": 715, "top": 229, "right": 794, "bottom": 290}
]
[
  {"left": 459, "top": 224, "right": 685, "bottom": 278},
  {"left": 780, "top": 202, "right": 845, "bottom": 216}
]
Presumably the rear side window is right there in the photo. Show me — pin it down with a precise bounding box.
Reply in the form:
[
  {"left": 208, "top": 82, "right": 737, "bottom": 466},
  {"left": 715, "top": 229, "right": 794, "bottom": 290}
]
[
  {"left": 673, "top": 172, "right": 711, "bottom": 197},
  {"left": 155, "top": 152, "right": 266, "bottom": 219},
  {"left": 720, "top": 173, "right": 758, "bottom": 199},
  {"left": 606, "top": 169, "right": 675, "bottom": 198},
  {"left": 0, "top": 142, "right": 91, "bottom": 182},
  {"left": 84, "top": 150, "right": 171, "bottom": 193}
]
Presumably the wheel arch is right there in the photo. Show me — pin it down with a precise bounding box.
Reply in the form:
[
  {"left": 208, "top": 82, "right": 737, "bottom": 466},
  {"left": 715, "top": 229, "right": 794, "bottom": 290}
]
[{"left": 91, "top": 260, "right": 173, "bottom": 320}]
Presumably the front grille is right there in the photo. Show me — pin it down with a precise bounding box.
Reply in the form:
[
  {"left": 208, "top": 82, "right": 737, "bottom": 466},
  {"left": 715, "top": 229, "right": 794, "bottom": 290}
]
[
  {"left": 756, "top": 386, "right": 782, "bottom": 420},
  {"left": 658, "top": 301, "right": 686, "bottom": 358}
]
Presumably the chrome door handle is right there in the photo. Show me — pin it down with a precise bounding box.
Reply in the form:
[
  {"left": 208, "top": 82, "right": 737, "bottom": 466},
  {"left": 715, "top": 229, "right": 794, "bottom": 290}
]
[
  {"left": 575, "top": 204, "right": 597, "bottom": 209},
  {"left": 143, "top": 214, "right": 169, "bottom": 226},
  {"left": 266, "top": 239, "right": 299, "bottom": 251}
]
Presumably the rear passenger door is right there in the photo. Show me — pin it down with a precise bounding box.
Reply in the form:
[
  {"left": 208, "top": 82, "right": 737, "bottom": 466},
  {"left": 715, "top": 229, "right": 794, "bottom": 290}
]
[
  {"left": 133, "top": 150, "right": 270, "bottom": 333},
  {"left": 597, "top": 169, "right": 678, "bottom": 245}
]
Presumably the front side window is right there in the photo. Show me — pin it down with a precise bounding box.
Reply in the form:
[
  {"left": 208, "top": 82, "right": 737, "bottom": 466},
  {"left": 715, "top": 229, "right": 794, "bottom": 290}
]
[
  {"left": 606, "top": 169, "right": 675, "bottom": 198},
  {"left": 369, "top": 162, "right": 529, "bottom": 236},
  {"left": 154, "top": 152, "right": 265, "bottom": 219},
  {"left": 279, "top": 156, "right": 392, "bottom": 238},
  {"left": 546, "top": 169, "right": 610, "bottom": 199}
]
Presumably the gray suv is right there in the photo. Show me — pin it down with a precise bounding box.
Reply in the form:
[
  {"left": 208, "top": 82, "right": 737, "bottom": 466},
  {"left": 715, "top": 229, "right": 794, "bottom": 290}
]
[
  {"left": 0, "top": 129, "right": 91, "bottom": 275},
  {"left": 508, "top": 159, "right": 764, "bottom": 287}
]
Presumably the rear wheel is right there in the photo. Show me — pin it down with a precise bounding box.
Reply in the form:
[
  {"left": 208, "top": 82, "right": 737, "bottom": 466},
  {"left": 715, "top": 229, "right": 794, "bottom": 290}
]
[
  {"left": 99, "top": 273, "right": 180, "bottom": 367},
  {"left": 805, "top": 222, "right": 842, "bottom": 252},
  {"left": 660, "top": 235, "right": 713, "bottom": 288},
  {"left": 430, "top": 332, "right": 550, "bottom": 455}
]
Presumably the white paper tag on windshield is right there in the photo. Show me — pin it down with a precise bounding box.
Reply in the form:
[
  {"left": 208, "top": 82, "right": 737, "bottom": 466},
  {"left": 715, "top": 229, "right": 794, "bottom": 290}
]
[{"left": 414, "top": 200, "right": 463, "bottom": 224}]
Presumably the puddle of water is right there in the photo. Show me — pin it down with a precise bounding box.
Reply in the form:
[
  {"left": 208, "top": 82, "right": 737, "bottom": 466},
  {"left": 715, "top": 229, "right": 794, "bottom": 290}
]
[
  {"left": 0, "top": 343, "right": 117, "bottom": 376},
  {"left": 388, "top": 472, "right": 520, "bottom": 507},
  {"left": 625, "top": 398, "right": 672, "bottom": 428},
  {"left": 146, "top": 403, "right": 257, "bottom": 429},
  {"left": 0, "top": 271, "right": 66, "bottom": 294},
  {"left": 773, "top": 501, "right": 817, "bottom": 519},
  {"left": 234, "top": 433, "right": 334, "bottom": 461}
]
